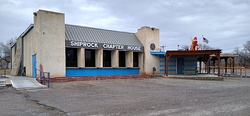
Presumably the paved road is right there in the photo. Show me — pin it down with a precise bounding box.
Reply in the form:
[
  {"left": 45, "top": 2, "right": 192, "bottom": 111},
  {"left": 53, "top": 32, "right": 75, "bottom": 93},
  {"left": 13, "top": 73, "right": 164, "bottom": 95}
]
[{"left": 1, "top": 77, "right": 250, "bottom": 116}]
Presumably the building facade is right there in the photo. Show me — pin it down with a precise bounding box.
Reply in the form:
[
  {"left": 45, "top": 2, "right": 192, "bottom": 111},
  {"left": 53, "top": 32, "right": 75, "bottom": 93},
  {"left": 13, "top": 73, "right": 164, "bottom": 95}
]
[{"left": 11, "top": 9, "right": 162, "bottom": 78}]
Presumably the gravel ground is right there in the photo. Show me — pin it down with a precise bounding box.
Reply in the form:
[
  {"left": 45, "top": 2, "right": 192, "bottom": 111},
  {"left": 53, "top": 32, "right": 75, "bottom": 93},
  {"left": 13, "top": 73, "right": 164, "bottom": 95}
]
[
  {"left": 1, "top": 77, "right": 250, "bottom": 116},
  {"left": 0, "top": 87, "right": 66, "bottom": 116}
]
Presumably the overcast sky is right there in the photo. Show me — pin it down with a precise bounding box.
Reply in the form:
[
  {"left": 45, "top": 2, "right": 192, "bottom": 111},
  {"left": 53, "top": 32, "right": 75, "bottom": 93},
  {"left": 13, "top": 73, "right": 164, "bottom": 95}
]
[{"left": 1, "top": 0, "right": 250, "bottom": 53}]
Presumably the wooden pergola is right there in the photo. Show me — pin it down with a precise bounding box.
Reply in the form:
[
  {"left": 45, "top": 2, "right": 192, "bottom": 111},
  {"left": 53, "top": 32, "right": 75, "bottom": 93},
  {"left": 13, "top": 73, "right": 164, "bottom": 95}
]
[
  {"left": 165, "top": 50, "right": 221, "bottom": 76},
  {"left": 210, "top": 54, "right": 238, "bottom": 74}
]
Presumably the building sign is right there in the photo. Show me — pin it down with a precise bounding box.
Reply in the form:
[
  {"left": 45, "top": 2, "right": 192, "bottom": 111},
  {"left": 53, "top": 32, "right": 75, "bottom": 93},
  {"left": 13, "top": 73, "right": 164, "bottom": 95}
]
[
  {"left": 103, "top": 43, "right": 124, "bottom": 50},
  {"left": 127, "top": 46, "right": 142, "bottom": 51},
  {"left": 66, "top": 40, "right": 143, "bottom": 52},
  {"left": 70, "top": 41, "right": 99, "bottom": 48}
]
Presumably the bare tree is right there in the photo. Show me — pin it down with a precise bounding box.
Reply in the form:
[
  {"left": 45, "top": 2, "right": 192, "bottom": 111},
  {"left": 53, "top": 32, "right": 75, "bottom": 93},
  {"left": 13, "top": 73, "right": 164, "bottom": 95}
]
[
  {"left": 198, "top": 44, "right": 215, "bottom": 50},
  {"left": 234, "top": 41, "right": 250, "bottom": 67},
  {"left": 0, "top": 38, "right": 16, "bottom": 68},
  {"left": 244, "top": 41, "right": 250, "bottom": 52},
  {"left": 234, "top": 47, "right": 245, "bottom": 66},
  {"left": 181, "top": 45, "right": 189, "bottom": 50},
  {"left": 241, "top": 41, "right": 250, "bottom": 63}
]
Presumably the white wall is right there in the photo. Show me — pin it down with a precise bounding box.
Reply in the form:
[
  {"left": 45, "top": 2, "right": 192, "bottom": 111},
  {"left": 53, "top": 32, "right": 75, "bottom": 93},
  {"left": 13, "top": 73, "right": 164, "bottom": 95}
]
[
  {"left": 36, "top": 10, "right": 66, "bottom": 77},
  {"left": 22, "top": 10, "right": 66, "bottom": 77},
  {"left": 136, "top": 26, "right": 160, "bottom": 74}
]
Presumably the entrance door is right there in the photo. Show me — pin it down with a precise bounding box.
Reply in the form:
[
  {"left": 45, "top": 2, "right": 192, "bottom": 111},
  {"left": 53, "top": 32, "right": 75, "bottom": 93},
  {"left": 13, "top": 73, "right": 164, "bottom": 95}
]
[
  {"left": 32, "top": 54, "right": 37, "bottom": 77},
  {"left": 177, "top": 58, "right": 184, "bottom": 74}
]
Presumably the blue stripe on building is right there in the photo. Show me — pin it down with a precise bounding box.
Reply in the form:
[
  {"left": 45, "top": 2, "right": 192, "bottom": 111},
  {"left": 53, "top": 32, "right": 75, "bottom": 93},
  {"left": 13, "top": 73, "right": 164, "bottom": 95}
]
[
  {"left": 159, "top": 55, "right": 165, "bottom": 58},
  {"left": 168, "top": 70, "right": 176, "bottom": 72},
  {"left": 66, "top": 68, "right": 140, "bottom": 77}
]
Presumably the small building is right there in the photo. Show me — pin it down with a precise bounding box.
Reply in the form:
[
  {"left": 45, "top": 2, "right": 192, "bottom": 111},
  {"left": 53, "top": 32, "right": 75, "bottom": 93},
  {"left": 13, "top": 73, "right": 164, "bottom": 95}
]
[
  {"left": 10, "top": 9, "right": 162, "bottom": 78},
  {"left": 164, "top": 50, "right": 222, "bottom": 76}
]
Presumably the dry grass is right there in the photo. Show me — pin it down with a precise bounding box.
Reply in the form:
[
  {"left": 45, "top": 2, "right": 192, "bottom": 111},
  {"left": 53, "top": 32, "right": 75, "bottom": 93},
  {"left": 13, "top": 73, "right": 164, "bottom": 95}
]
[{"left": 0, "top": 69, "right": 10, "bottom": 74}]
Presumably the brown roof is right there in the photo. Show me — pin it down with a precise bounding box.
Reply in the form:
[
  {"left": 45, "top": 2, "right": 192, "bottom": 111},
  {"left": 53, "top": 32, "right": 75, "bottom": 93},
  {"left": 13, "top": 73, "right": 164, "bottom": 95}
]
[{"left": 165, "top": 50, "right": 221, "bottom": 56}]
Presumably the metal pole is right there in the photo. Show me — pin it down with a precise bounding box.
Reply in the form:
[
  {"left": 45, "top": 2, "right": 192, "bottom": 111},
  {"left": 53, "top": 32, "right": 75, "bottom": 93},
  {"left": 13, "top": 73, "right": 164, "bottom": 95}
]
[
  {"left": 10, "top": 43, "right": 12, "bottom": 69},
  {"left": 245, "top": 68, "right": 247, "bottom": 77},
  {"left": 4, "top": 52, "right": 6, "bottom": 78},
  {"left": 48, "top": 72, "right": 50, "bottom": 88},
  {"left": 3, "top": 52, "right": 6, "bottom": 70},
  {"left": 4, "top": 67, "right": 6, "bottom": 78}
]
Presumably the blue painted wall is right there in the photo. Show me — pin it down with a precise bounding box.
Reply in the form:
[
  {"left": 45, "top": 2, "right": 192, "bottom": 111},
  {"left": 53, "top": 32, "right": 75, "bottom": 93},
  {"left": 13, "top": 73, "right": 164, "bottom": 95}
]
[
  {"left": 66, "top": 68, "right": 140, "bottom": 77},
  {"left": 159, "top": 55, "right": 165, "bottom": 73},
  {"left": 183, "top": 57, "right": 198, "bottom": 74},
  {"left": 168, "top": 57, "right": 177, "bottom": 74},
  {"left": 149, "top": 52, "right": 166, "bottom": 73},
  {"left": 167, "top": 56, "right": 198, "bottom": 75}
]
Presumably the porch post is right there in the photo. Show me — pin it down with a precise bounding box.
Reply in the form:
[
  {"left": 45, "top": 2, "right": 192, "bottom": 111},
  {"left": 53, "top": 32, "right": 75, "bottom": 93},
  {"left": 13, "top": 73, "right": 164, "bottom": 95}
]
[
  {"left": 207, "top": 56, "right": 210, "bottom": 74},
  {"left": 165, "top": 55, "right": 171, "bottom": 76},
  {"left": 225, "top": 58, "right": 228, "bottom": 74},
  {"left": 232, "top": 57, "right": 235, "bottom": 73},
  {"left": 165, "top": 55, "right": 167, "bottom": 76},
  {"left": 212, "top": 59, "right": 215, "bottom": 74},
  {"left": 216, "top": 53, "right": 221, "bottom": 76},
  {"left": 199, "top": 59, "right": 202, "bottom": 73}
]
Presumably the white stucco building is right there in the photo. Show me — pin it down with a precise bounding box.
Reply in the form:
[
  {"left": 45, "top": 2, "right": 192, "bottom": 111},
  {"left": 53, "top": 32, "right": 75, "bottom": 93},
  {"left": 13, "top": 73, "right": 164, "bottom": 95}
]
[{"left": 11, "top": 9, "right": 163, "bottom": 78}]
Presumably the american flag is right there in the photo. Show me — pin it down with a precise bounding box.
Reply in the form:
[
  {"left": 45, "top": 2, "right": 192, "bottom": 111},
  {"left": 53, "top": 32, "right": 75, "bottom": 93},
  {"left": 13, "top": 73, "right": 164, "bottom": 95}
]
[{"left": 203, "top": 37, "right": 209, "bottom": 44}]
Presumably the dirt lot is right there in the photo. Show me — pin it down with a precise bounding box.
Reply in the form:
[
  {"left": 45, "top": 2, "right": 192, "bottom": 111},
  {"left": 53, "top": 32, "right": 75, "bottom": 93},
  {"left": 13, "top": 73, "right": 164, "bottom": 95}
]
[
  {"left": 1, "top": 77, "right": 250, "bottom": 116},
  {"left": 0, "top": 86, "right": 65, "bottom": 116}
]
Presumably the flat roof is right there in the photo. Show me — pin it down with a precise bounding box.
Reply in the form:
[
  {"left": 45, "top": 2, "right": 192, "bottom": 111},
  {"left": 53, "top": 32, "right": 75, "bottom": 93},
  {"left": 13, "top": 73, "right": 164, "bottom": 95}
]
[{"left": 166, "top": 50, "right": 221, "bottom": 56}]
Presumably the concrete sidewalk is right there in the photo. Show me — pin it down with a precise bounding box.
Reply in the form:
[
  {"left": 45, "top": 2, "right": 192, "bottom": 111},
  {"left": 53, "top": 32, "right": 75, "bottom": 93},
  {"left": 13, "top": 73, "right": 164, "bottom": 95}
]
[
  {"left": 0, "top": 76, "right": 11, "bottom": 86},
  {"left": 6, "top": 75, "right": 47, "bottom": 90}
]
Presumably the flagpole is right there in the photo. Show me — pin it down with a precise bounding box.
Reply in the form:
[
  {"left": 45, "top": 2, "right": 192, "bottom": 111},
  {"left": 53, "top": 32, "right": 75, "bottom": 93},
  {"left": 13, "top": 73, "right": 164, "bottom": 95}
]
[
  {"left": 201, "top": 35, "right": 203, "bottom": 50},
  {"left": 202, "top": 35, "right": 209, "bottom": 44}
]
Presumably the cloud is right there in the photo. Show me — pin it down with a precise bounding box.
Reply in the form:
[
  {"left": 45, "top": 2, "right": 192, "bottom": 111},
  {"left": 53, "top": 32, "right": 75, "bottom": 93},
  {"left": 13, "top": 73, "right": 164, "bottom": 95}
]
[
  {"left": 0, "top": 0, "right": 250, "bottom": 53},
  {"left": 79, "top": 5, "right": 104, "bottom": 12}
]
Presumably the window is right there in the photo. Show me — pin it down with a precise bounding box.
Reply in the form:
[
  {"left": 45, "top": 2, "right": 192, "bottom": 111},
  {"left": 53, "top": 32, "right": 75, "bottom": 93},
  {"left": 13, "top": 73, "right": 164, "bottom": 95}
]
[
  {"left": 133, "top": 52, "right": 139, "bottom": 67},
  {"left": 66, "top": 48, "right": 77, "bottom": 67},
  {"left": 85, "top": 49, "right": 96, "bottom": 67},
  {"left": 119, "top": 51, "right": 126, "bottom": 67},
  {"left": 103, "top": 50, "right": 111, "bottom": 67}
]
